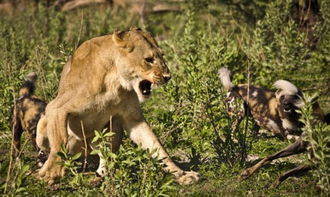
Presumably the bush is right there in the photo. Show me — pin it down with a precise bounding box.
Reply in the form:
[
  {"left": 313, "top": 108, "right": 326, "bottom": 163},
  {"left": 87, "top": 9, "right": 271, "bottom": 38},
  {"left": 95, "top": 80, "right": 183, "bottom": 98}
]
[
  {"left": 144, "top": 10, "right": 254, "bottom": 167},
  {"left": 91, "top": 129, "right": 175, "bottom": 197},
  {"left": 243, "top": 0, "right": 330, "bottom": 103},
  {"left": 300, "top": 94, "right": 330, "bottom": 193}
]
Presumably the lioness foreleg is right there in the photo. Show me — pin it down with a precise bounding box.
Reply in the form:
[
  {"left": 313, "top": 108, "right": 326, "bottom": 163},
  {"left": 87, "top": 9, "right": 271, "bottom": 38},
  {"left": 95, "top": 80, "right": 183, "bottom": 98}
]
[
  {"left": 124, "top": 117, "right": 199, "bottom": 185},
  {"left": 37, "top": 109, "right": 68, "bottom": 184}
]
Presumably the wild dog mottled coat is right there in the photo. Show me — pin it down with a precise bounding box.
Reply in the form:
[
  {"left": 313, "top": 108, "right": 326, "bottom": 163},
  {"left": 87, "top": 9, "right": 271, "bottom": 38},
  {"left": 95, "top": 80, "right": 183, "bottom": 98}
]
[
  {"left": 218, "top": 67, "right": 324, "bottom": 139},
  {"left": 11, "top": 72, "right": 47, "bottom": 158}
]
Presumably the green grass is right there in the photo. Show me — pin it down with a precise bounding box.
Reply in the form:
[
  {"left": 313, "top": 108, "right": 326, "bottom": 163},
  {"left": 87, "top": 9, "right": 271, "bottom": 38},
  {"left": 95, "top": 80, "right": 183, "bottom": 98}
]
[{"left": 0, "top": 1, "right": 329, "bottom": 196}]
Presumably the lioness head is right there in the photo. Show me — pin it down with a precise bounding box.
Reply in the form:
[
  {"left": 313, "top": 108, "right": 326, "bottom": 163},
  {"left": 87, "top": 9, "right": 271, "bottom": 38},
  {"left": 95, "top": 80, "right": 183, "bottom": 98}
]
[{"left": 113, "top": 27, "right": 171, "bottom": 102}]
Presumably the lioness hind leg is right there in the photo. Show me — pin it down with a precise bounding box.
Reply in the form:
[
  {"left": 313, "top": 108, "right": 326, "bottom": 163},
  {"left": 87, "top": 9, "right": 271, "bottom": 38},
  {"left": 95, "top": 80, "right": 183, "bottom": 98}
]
[
  {"left": 37, "top": 109, "right": 68, "bottom": 184},
  {"left": 36, "top": 115, "right": 49, "bottom": 152},
  {"left": 36, "top": 115, "right": 49, "bottom": 166}
]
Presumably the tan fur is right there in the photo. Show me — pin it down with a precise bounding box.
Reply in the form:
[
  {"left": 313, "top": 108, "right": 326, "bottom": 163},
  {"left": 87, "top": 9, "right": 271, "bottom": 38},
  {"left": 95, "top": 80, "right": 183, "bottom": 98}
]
[{"left": 36, "top": 27, "right": 199, "bottom": 185}]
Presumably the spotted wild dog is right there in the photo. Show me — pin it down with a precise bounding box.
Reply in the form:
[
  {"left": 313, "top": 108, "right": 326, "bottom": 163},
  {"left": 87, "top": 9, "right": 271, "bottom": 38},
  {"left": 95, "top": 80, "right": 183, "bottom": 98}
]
[
  {"left": 11, "top": 72, "right": 47, "bottom": 166},
  {"left": 218, "top": 67, "right": 326, "bottom": 140},
  {"left": 218, "top": 67, "right": 329, "bottom": 187}
]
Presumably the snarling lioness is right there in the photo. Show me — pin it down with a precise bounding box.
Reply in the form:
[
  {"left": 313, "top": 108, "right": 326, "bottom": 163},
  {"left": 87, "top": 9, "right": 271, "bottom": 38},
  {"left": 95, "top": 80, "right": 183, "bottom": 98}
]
[{"left": 36, "top": 27, "right": 199, "bottom": 185}]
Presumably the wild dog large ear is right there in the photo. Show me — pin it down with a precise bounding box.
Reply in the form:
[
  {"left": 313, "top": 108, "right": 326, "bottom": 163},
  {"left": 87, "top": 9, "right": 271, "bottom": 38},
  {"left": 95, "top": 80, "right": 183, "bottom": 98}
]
[
  {"left": 275, "top": 89, "right": 282, "bottom": 100},
  {"left": 293, "top": 92, "right": 305, "bottom": 108}
]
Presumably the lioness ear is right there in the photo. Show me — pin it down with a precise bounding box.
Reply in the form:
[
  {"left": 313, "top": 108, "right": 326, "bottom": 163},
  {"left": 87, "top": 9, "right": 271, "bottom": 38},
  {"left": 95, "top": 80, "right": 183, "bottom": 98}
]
[
  {"left": 113, "top": 31, "right": 125, "bottom": 46},
  {"left": 113, "top": 31, "right": 134, "bottom": 52}
]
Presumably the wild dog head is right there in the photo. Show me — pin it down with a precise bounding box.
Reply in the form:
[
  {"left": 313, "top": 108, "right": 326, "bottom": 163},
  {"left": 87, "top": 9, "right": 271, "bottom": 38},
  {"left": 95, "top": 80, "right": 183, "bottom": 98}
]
[{"left": 273, "top": 80, "right": 305, "bottom": 129}]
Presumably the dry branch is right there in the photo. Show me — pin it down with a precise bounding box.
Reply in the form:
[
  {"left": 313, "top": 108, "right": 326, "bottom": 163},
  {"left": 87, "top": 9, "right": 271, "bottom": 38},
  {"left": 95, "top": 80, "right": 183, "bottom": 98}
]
[{"left": 62, "top": 0, "right": 107, "bottom": 11}]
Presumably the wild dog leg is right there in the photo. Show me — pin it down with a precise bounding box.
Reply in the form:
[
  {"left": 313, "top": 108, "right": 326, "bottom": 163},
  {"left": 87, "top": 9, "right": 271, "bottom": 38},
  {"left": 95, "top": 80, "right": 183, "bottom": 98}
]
[
  {"left": 123, "top": 114, "right": 199, "bottom": 185},
  {"left": 37, "top": 109, "right": 68, "bottom": 184},
  {"left": 240, "top": 139, "right": 309, "bottom": 180},
  {"left": 225, "top": 98, "right": 247, "bottom": 131},
  {"left": 231, "top": 109, "right": 245, "bottom": 132},
  {"left": 272, "top": 165, "right": 311, "bottom": 188},
  {"left": 252, "top": 123, "right": 260, "bottom": 136},
  {"left": 11, "top": 107, "right": 23, "bottom": 157}
]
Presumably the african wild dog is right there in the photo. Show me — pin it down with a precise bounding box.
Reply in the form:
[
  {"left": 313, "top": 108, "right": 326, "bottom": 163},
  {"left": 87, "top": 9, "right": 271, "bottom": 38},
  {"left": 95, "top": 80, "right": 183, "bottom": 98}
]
[
  {"left": 218, "top": 67, "right": 329, "bottom": 187},
  {"left": 11, "top": 72, "right": 47, "bottom": 165},
  {"left": 218, "top": 67, "right": 325, "bottom": 140}
]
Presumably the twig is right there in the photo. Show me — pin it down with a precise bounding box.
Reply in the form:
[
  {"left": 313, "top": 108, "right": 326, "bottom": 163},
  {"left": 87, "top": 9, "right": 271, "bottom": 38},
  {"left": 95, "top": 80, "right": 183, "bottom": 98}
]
[
  {"left": 4, "top": 94, "right": 17, "bottom": 193},
  {"left": 241, "top": 63, "right": 251, "bottom": 164},
  {"left": 108, "top": 115, "right": 116, "bottom": 194},
  {"left": 4, "top": 128, "right": 14, "bottom": 194},
  {"left": 80, "top": 120, "right": 88, "bottom": 172},
  {"left": 62, "top": 0, "right": 107, "bottom": 11},
  {"left": 109, "top": 115, "right": 113, "bottom": 151},
  {"left": 75, "top": 9, "right": 84, "bottom": 51}
]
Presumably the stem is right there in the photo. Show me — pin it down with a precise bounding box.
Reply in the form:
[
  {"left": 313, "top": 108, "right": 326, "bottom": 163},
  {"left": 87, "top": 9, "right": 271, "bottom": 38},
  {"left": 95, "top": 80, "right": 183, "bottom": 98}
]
[{"left": 80, "top": 120, "right": 88, "bottom": 172}]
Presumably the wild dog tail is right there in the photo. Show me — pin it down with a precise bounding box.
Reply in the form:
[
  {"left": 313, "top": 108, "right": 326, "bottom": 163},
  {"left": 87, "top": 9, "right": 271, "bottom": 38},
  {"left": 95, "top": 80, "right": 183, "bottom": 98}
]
[
  {"left": 19, "top": 72, "right": 38, "bottom": 97},
  {"left": 218, "top": 67, "right": 234, "bottom": 91},
  {"left": 273, "top": 80, "right": 299, "bottom": 95}
]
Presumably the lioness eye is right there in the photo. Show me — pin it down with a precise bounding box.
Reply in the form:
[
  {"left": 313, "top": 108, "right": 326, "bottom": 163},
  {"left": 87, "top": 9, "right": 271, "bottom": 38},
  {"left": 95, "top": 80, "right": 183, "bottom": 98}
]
[{"left": 145, "top": 57, "right": 154, "bottom": 63}]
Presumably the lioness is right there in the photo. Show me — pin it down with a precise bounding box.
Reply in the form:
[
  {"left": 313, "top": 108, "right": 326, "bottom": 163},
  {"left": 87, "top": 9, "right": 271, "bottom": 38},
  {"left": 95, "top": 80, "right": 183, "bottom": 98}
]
[{"left": 36, "top": 27, "right": 199, "bottom": 185}]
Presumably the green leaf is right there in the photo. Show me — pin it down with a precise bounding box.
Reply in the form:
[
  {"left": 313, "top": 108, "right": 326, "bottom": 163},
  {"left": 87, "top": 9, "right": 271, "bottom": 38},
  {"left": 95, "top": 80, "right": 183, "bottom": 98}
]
[
  {"left": 90, "top": 150, "right": 100, "bottom": 155},
  {"left": 72, "top": 152, "right": 82, "bottom": 160}
]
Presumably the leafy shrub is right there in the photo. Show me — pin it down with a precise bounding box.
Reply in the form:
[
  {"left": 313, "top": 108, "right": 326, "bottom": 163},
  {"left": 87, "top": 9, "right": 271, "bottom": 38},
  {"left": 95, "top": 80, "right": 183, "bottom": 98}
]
[
  {"left": 300, "top": 94, "right": 330, "bottom": 193},
  {"left": 91, "top": 129, "right": 175, "bottom": 197},
  {"left": 145, "top": 10, "right": 254, "bottom": 167},
  {"left": 243, "top": 0, "right": 330, "bottom": 103}
]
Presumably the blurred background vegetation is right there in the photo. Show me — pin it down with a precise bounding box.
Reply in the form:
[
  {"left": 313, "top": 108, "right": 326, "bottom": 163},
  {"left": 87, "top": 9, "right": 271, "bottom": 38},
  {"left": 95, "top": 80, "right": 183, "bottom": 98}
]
[{"left": 0, "top": 0, "right": 329, "bottom": 196}]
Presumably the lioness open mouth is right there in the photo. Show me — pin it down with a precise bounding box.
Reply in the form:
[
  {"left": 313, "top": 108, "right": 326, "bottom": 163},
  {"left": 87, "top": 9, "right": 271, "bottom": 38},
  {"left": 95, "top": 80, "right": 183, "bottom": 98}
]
[{"left": 139, "top": 80, "right": 152, "bottom": 96}]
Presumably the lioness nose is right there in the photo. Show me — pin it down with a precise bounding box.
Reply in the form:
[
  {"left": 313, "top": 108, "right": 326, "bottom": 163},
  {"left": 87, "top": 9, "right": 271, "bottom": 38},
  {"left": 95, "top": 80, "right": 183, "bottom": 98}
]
[{"left": 163, "top": 74, "right": 171, "bottom": 83}]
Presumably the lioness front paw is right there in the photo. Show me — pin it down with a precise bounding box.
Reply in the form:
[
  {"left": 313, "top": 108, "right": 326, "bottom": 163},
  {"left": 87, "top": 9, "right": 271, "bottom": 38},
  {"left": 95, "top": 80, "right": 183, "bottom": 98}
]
[
  {"left": 37, "top": 159, "right": 64, "bottom": 185},
  {"left": 176, "top": 171, "right": 200, "bottom": 185}
]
